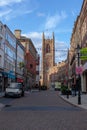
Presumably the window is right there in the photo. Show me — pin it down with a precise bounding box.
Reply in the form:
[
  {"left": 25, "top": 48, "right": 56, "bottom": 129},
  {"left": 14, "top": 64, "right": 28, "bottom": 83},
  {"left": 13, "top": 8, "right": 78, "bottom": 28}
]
[
  {"left": 0, "top": 25, "right": 3, "bottom": 32},
  {"left": 46, "top": 44, "right": 50, "bottom": 53},
  {"left": 6, "top": 33, "right": 16, "bottom": 48},
  {"left": 0, "top": 55, "right": 1, "bottom": 64},
  {"left": 5, "top": 45, "right": 16, "bottom": 61},
  {"left": 30, "top": 64, "right": 33, "bottom": 68}
]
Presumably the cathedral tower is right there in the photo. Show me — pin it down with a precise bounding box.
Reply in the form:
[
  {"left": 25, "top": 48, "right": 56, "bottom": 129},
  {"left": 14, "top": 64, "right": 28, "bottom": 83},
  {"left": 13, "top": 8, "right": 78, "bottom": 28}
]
[{"left": 41, "top": 32, "right": 55, "bottom": 87}]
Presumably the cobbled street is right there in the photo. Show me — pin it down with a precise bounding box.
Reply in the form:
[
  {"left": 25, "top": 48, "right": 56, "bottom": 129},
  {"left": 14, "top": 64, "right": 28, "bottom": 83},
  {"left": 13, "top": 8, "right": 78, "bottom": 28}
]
[{"left": 0, "top": 90, "right": 87, "bottom": 130}]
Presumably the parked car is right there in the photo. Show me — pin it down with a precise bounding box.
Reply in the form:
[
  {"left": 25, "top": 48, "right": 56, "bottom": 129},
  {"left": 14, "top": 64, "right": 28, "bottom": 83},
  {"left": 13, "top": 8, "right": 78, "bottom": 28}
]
[{"left": 5, "top": 82, "right": 24, "bottom": 97}]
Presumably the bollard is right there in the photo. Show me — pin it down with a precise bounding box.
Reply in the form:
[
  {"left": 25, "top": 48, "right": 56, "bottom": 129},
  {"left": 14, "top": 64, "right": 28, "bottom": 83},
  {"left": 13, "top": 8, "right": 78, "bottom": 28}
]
[{"left": 66, "top": 90, "right": 69, "bottom": 99}]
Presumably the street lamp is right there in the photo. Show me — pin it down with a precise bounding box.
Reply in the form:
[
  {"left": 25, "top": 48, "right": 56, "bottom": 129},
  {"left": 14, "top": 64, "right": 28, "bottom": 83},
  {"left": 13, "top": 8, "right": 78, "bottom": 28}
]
[{"left": 76, "top": 44, "right": 81, "bottom": 105}]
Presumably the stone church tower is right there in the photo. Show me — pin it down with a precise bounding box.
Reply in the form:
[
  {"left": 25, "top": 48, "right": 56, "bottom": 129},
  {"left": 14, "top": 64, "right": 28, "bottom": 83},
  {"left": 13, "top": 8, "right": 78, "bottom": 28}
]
[{"left": 41, "top": 32, "right": 55, "bottom": 88}]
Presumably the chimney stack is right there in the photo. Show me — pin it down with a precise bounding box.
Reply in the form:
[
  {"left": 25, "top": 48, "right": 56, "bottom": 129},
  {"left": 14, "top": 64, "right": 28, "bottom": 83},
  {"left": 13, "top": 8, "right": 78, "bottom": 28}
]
[{"left": 14, "top": 29, "right": 21, "bottom": 39}]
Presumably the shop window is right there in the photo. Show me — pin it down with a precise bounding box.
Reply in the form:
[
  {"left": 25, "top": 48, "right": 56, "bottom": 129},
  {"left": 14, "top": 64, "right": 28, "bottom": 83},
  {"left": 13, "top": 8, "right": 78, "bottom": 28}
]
[
  {"left": 0, "top": 42, "right": 1, "bottom": 48},
  {"left": 0, "top": 55, "right": 2, "bottom": 64},
  {"left": 0, "top": 25, "right": 3, "bottom": 32}
]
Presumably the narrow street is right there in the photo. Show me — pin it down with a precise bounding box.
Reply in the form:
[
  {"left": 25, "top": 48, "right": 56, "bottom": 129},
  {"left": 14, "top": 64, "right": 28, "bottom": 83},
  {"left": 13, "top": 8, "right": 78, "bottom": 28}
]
[{"left": 0, "top": 90, "right": 87, "bottom": 130}]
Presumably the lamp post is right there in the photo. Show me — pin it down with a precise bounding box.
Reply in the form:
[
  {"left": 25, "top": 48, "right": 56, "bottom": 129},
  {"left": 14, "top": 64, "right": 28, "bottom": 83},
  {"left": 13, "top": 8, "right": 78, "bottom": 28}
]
[{"left": 76, "top": 44, "right": 81, "bottom": 105}]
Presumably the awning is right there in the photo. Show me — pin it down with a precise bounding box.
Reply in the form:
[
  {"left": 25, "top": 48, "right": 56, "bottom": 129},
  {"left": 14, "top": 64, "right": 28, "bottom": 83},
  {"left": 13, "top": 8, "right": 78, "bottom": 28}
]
[
  {"left": 8, "top": 71, "right": 15, "bottom": 79},
  {"left": 2, "top": 72, "right": 8, "bottom": 77},
  {"left": 2, "top": 71, "right": 15, "bottom": 79}
]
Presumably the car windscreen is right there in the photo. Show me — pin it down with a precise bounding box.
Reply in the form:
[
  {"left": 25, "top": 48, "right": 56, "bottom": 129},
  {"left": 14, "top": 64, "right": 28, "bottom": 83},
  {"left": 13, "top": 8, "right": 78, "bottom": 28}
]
[{"left": 8, "top": 83, "right": 21, "bottom": 89}]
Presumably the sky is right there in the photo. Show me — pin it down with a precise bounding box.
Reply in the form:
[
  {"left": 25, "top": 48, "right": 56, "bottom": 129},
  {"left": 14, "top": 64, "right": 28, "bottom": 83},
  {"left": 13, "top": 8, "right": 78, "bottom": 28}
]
[{"left": 0, "top": 0, "right": 83, "bottom": 63}]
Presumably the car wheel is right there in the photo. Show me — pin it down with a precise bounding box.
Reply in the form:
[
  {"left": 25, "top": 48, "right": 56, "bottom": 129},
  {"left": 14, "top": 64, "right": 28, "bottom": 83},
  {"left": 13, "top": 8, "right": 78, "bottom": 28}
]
[{"left": 22, "top": 92, "right": 24, "bottom": 97}]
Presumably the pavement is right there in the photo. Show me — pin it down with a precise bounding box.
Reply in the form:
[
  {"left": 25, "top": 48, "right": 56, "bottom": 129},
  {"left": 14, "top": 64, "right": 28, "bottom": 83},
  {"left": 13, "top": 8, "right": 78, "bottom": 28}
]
[
  {"left": 59, "top": 93, "right": 87, "bottom": 110},
  {"left": 0, "top": 92, "right": 5, "bottom": 109}
]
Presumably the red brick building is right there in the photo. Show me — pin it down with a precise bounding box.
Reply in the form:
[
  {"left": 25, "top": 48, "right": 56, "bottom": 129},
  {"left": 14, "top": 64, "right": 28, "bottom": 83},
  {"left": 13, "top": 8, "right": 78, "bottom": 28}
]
[{"left": 14, "top": 30, "right": 39, "bottom": 89}]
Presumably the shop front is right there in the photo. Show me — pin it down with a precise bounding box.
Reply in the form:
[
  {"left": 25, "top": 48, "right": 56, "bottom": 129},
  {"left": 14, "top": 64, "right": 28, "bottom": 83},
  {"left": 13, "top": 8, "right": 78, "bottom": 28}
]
[
  {"left": 0, "top": 72, "right": 3, "bottom": 92},
  {"left": 16, "top": 74, "right": 24, "bottom": 86},
  {"left": 82, "top": 62, "right": 87, "bottom": 93},
  {"left": 2, "top": 71, "right": 15, "bottom": 90}
]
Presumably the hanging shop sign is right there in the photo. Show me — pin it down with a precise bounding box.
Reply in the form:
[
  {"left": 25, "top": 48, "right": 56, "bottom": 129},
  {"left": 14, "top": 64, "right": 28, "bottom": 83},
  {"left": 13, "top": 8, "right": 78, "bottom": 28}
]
[
  {"left": 80, "top": 48, "right": 87, "bottom": 60},
  {"left": 76, "top": 66, "right": 83, "bottom": 75}
]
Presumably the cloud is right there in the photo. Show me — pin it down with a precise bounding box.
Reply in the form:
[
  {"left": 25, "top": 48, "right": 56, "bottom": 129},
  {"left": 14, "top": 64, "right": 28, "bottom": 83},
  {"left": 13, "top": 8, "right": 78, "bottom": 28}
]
[
  {"left": 23, "top": 32, "right": 42, "bottom": 50},
  {"left": 0, "top": 0, "right": 24, "bottom": 6},
  {"left": 0, "top": 0, "right": 35, "bottom": 20},
  {"left": 7, "top": 8, "right": 33, "bottom": 20},
  {"left": 24, "top": 10, "right": 33, "bottom": 14},
  {"left": 23, "top": 32, "right": 42, "bottom": 40},
  {"left": 37, "top": 12, "right": 45, "bottom": 17},
  {"left": 55, "top": 48, "right": 67, "bottom": 63},
  {"left": 55, "top": 40, "right": 69, "bottom": 63},
  {"left": 71, "top": 10, "right": 78, "bottom": 17},
  {"left": 56, "top": 29, "right": 71, "bottom": 33},
  {"left": 45, "top": 11, "right": 67, "bottom": 30},
  {"left": 55, "top": 40, "right": 69, "bottom": 49},
  {"left": 0, "top": 9, "right": 12, "bottom": 18},
  {"left": 0, "top": 8, "right": 33, "bottom": 21}
]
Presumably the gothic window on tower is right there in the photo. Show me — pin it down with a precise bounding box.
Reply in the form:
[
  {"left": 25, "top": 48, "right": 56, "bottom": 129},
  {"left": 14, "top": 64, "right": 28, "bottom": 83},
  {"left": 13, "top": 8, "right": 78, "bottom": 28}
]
[{"left": 46, "top": 44, "right": 50, "bottom": 53}]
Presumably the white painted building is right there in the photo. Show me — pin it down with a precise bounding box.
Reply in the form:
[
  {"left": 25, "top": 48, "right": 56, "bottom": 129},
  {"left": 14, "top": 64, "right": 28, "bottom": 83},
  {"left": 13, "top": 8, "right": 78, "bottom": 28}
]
[{"left": 0, "top": 21, "right": 5, "bottom": 92}]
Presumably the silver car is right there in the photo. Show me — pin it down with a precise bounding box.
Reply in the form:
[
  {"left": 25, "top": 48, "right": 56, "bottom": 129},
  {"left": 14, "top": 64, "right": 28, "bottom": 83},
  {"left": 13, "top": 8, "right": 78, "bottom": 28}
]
[{"left": 5, "top": 82, "right": 24, "bottom": 97}]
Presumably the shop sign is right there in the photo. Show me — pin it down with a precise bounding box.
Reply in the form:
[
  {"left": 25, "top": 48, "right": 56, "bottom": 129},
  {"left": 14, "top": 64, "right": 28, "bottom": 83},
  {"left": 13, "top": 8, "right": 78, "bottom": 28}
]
[
  {"left": 80, "top": 48, "right": 87, "bottom": 60},
  {"left": 17, "top": 78, "right": 23, "bottom": 83}
]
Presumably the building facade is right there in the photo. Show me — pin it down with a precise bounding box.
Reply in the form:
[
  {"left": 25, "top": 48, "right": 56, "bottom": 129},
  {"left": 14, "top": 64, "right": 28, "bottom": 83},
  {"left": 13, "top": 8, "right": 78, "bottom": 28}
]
[
  {"left": 80, "top": 0, "right": 87, "bottom": 93},
  {"left": 16, "top": 39, "right": 25, "bottom": 85},
  {"left": 0, "top": 22, "right": 26, "bottom": 93},
  {"left": 67, "top": 0, "right": 87, "bottom": 93},
  {"left": 0, "top": 21, "right": 5, "bottom": 92},
  {"left": 14, "top": 30, "right": 39, "bottom": 88},
  {"left": 41, "top": 32, "right": 55, "bottom": 88},
  {"left": 36, "top": 54, "right": 40, "bottom": 86},
  {"left": 3, "top": 25, "right": 16, "bottom": 90}
]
